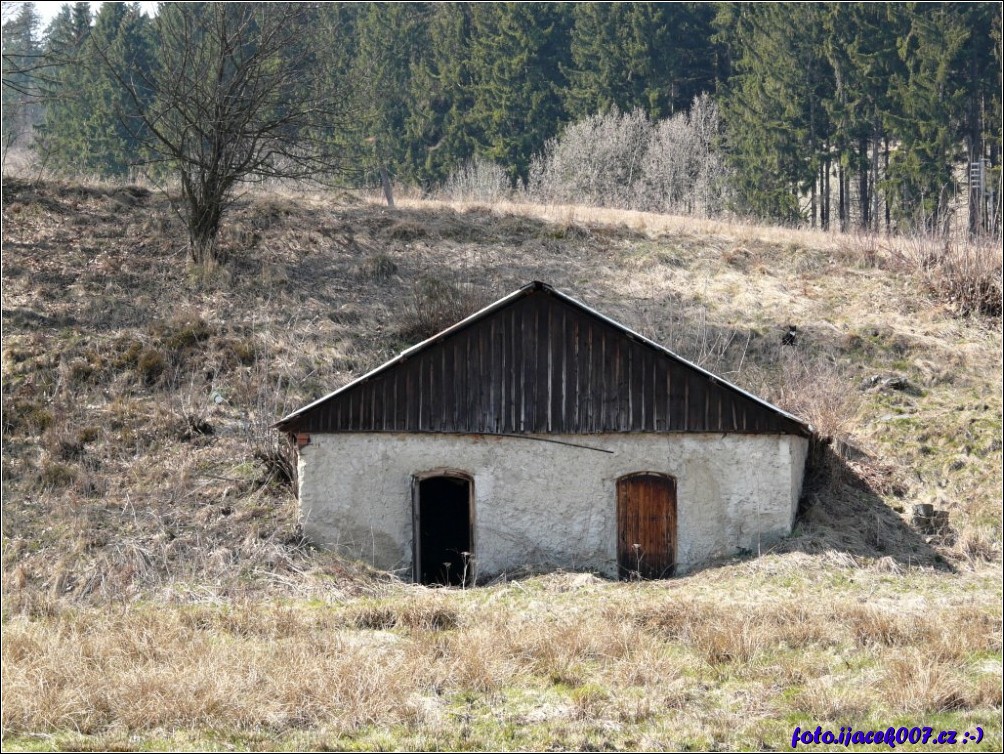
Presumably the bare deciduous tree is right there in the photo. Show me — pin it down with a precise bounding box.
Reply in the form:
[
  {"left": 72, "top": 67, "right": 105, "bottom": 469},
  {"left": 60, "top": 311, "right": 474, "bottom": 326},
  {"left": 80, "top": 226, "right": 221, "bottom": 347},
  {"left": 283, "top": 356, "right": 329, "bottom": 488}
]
[
  {"left": 108, "top": 3, "right": 358, "bottom": 266},
  {"left": 442, "top": 155, "right": 511, "bottom": 203},
  {"left": 526, "top": 96, "right": 729, "bottom": 217}
]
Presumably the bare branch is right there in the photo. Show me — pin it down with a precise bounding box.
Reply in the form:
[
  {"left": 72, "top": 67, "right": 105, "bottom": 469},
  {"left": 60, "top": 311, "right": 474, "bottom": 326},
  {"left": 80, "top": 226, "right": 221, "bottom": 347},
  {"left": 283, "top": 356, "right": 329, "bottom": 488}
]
[{"left": 94, "top": 3, "right": 361, "bottom": 265}]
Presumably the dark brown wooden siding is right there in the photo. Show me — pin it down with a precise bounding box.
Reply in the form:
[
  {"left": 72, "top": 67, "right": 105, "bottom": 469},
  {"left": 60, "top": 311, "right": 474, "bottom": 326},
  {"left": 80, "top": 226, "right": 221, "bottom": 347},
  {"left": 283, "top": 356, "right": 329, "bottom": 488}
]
[{"left": 278, "top": 285, "right": 809, "bottom": 436}]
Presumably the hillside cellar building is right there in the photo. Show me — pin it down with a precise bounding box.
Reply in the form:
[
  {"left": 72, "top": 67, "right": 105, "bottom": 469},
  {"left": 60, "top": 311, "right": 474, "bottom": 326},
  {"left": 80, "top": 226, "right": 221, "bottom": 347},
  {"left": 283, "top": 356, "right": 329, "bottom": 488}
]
[{"left": 276, "top": 282, "right": 812, "bottom": 584}]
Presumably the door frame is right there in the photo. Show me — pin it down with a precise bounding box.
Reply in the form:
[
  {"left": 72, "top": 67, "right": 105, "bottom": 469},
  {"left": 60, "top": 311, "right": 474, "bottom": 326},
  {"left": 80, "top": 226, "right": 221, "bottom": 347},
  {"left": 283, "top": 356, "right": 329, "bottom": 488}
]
[
  {"left": 411, "top": 468, "right": 475, "bottom": 585},
  {"left": 616, "top": 471, "right": 677, "bottom": 579}
]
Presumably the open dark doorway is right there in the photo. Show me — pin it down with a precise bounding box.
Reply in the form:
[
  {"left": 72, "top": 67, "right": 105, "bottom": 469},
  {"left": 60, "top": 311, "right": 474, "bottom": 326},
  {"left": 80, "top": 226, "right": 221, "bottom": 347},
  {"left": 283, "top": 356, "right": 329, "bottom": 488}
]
[{"left": 414, "top": 474, "right": 473, "bottom": 586}]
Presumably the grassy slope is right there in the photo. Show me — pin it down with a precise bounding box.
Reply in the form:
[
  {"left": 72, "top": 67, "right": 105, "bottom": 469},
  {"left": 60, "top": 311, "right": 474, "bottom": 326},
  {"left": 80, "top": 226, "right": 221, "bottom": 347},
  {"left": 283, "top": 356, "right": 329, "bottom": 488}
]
[{"left": 2, "top": 179, "right": 1001, "bottom": 750}]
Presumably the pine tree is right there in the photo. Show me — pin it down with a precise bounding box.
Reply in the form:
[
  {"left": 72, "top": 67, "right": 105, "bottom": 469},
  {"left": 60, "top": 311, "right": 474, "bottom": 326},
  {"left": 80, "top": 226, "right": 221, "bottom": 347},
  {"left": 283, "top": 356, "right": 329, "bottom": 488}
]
[
  {"left": 467, "top": 3, "right": 572, "bottom": 182},
  {"left": 886, "top": 3, "right": 972, "bottom": 233},
  {"left": 716, "top": 3, "right": 832, "bottom": 224},
  {"left": 2, "top": 1, "right": 43, "bottom": 155},
  {"left": 955, "top": 3, "right": 1001, "bottom": 234},
  {"left": 564, "top": 3, "right": 718, "bottom": 120},
  {"left": 36, "top": 2, "right": 92, "bottom": 172},
  {"left": 405, "top": 3, "right": 476, "bottom": 186},
  {"left": 75, "top": 2, "right": 154, "bottom": 176},
  {"left": 352, "top": 2, "right": 428, "bottom": 190},
  {"left": 824, "top": 4, "right": 907, "bottom": 232},
  {"left": 564, "top": 4, "right": 658, "bottom": 118}
]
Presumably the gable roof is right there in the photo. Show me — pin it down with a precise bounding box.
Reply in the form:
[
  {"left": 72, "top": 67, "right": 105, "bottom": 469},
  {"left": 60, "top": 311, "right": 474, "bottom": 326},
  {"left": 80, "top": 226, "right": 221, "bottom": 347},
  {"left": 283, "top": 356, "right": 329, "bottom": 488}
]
[{"left": 275, "top": 281, "right": 812, "bottom": 437}]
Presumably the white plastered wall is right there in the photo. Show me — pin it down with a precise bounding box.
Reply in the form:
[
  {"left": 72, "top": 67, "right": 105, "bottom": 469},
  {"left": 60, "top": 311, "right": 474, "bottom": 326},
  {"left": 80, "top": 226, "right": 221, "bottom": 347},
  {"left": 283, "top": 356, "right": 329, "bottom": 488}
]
[{"left": 297, "top": 432, "right": 809, "bottom": 579}]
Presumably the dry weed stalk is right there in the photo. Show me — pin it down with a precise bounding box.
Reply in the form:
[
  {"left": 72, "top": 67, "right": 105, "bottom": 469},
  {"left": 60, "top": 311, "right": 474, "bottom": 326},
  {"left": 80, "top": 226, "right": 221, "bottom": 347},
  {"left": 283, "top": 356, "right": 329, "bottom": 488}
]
[
  {"left": 762, "top": 351, "right": 862, "bottom": 442},
  {"left": 441, "top": 156, "right": 512, "bottom": 204},
  {"left": 3, "top": 178, "right": 1001, "bottom": 748},
  {"left": 400, "top": 266, "right": 498, "bottom": 342},
  {"left": 883, "top": 234, "right": 1002, "bottom": 317}
]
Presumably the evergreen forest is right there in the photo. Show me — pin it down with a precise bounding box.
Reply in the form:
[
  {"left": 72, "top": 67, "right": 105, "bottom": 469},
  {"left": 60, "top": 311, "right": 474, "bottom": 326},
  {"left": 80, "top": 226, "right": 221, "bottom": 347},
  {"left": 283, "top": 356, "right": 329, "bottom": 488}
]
[{"left": 3, "top": 2, "right": 1001, "bottom": 235}]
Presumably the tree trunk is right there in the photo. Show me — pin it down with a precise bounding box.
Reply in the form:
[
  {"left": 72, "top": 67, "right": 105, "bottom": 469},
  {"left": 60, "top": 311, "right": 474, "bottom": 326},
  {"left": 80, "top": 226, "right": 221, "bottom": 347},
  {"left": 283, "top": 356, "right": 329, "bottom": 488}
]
[
  {"left": 871, "top": 121, "right": 880, "bottom": 233},
  {"left": 184, "top": 182, "right": 225, "bottom": 267},
  {"left": 966, "top": 48, "right": 983, "bottom": 236},
  {"left": 380, "top": 163, "right": 395, "bottom": 207},
  {"left": 822, "top": 152, "right": 830, "bottom": 231},
  {"left": 810, "top": 171, "right": 817, "bottom": 229},
  {"left": 991, "top": 138, "right": 1001, "bottom": 237},
  {"left": 371, "top": 135, "right": 395, "bottom": 207},
  {"left": 189, "top": 232, "right": 219, "bottom": 267},
  {"left": 884, "top": 137, "right": 891, "bottom": 233},
  {"left": 859, "top": 136, "right": 869, "bottom": 230},
  {"left": 838, "top": 163, "right": 846, "bottom": 232}
]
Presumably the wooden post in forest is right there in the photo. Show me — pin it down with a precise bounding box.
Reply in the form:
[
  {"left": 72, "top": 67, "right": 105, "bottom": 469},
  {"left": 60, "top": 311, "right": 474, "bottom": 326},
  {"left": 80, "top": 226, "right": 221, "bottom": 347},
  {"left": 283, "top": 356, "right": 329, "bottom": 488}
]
[{"left": 366, "top": 135, "right": 395, "bottom": 207}]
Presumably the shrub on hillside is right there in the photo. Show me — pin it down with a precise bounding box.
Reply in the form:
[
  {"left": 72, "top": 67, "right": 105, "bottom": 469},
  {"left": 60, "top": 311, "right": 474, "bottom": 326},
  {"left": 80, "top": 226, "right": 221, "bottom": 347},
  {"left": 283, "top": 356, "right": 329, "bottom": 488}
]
[
  {"left": 442, "top": 156, "right": 512, "bottom": 203},
  {"left": 1, "top": 398, "right": 54, "bottom": 436},
  {"left": 399, "top": 273, "right": 494, "bottom": 343},
  {"left": 922, "top": 240, "right": 1001, "bottom": 317},
  {"left": 238, "top": 341, "right": 300, "bottom": 491},
  {"left": 528, "top": 108, "right": 651, "bottom": 209},
  {"left": 526, "top": 94, "right": 729, "bottom": 217},
  {"left": 638, "top": 95, "right": 729, "bottom": 216},
  {"left": 136, "top": 348, "right": 166, "bottom": 385},
  {"left": 880, "top": 235, "right": 1003, "bottom": 318}
]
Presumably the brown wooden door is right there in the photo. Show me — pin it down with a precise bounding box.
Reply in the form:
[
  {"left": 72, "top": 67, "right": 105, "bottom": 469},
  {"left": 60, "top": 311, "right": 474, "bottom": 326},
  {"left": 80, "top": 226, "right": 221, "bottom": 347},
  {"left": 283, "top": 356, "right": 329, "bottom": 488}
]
[{"left": 617, "top": 473, "right": 677, "bottom": 579}]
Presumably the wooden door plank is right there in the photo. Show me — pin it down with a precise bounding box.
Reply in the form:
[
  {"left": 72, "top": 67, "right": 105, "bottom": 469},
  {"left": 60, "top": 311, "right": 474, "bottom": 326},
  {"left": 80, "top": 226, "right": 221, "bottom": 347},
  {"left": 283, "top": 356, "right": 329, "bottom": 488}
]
[{"left": 617, "top": 474, "right": 677, "bottom": 579}]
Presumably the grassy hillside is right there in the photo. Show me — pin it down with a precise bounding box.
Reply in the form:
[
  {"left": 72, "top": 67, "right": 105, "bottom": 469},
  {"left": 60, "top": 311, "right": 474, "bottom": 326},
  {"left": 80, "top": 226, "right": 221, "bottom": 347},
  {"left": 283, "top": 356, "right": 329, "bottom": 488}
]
[{"left": 2, "top": 179, "right": 1001, "bottom": 750}]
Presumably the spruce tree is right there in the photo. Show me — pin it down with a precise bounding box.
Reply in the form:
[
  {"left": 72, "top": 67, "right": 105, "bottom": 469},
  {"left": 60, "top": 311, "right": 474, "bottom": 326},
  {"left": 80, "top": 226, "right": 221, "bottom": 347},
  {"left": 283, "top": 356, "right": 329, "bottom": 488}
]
[
  {"left": 352, "top": 2, "right": 427, "bottom": 190},
  {"left": 564, "top": 3, "right": 659, "bottom": 118},
  {"left": 75, "top": 2, "right": 154, "bottom": 177},
  {"left": 716, "top": 3, "right": 832, "bottom": 224},
  {"left": 405, "top": 3, "right": 476, "bottom": 186},
  {"left": 564, "top": 3, "right": 717, "bottom": 120},
  {"left": 467, "top": 2, "right": 572, "bottom": 182},
  {"left": 2, "top": 1, "right": 43, "bottom": 156},
  {"left": 36, "top": 2, "right": 92, "bottom": 173},
  {"left": 824, "top": 3, "right": 907, "bottom": 232},
  {"left": 955, "top": 3, "right": 1001, "bottom": 234},
  {"left": 886, "top": 3, "right": 971, "bottom": 233}
]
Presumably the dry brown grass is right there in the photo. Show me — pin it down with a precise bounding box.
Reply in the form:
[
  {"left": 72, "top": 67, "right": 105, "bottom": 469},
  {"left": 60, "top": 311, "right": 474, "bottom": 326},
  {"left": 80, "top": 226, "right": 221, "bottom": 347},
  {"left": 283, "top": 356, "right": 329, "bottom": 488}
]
[
  {"left": 394, "top": 196, "right": 853, "bottom": 254},
  {"left": 877, "top": 234, "right": 1003, "bottom": 317},
  {"left": 1, "top": 607, "right": 424, "bottom": 734},
  {"left": 2, "top": 572, "right": 1000, "bottom": 747},
  {"left": 2, "top": 180, "right": 999, "bottom": 592},
  {"left": 759, "top": 352, "right": 864, "bottom": 442},
  {"left": 879, "top": 649, "right": 991, "bottom": 714},
  {"left": 401, "top": 195, "right": 1002, "bottom": 311},
  {"left": 399, "top": 269, "right": 500, "bottom": 342},
  {"left": 2, "top": 179, "right": 1001, "bottom": 748}
]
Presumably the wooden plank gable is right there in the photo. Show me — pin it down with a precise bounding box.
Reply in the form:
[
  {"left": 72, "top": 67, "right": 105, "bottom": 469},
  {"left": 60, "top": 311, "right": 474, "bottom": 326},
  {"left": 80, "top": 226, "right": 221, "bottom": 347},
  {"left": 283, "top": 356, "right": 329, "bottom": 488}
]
[{"left": 276, "top": 282, "right": 811, "bottom": 437}]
